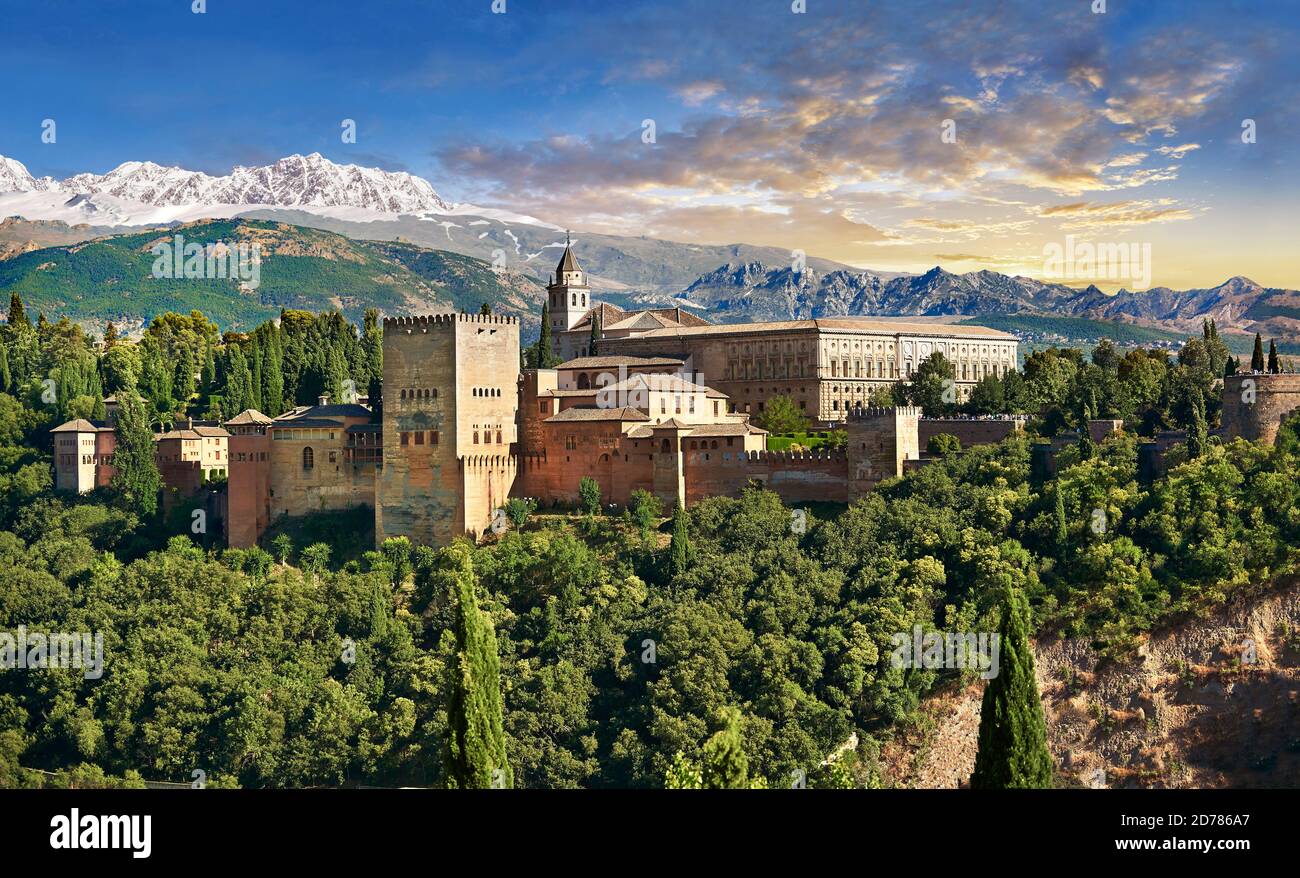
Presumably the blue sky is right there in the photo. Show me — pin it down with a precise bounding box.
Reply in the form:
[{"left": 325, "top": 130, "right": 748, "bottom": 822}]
[{"left": 1, "top": 0, "right": 1297, "bottom": 288}]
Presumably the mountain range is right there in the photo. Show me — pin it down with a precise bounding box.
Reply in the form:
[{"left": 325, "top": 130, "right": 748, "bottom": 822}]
[
  {"left": 651, "top": 262, "right": 1300, "bottom": 346},
  {"left": 0, "top": 152, "right": 1297, "bottom": 350}
]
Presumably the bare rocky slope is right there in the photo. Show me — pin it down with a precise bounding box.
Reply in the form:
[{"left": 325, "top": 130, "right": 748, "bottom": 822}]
[{"left": 882, "top": 579, "right": 1300, "bottom": 789}]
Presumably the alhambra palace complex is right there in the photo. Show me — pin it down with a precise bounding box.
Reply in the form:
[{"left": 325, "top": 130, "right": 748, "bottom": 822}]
[{"left": 51, "top": 244, "right": 1300, "bottom": 549}]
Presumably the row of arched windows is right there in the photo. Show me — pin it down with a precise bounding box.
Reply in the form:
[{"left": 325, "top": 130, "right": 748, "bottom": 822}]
[
  {"left": 400, "top": 388, "right": 437, "bottom": 401},
  {"left": 473, "top": 387, "right": 502, "bottom": 398}
]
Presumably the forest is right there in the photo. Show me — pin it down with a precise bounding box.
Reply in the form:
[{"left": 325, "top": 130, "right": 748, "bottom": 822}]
[{"left": 1, "top": 294, "right": 1297, "bottom": 788}]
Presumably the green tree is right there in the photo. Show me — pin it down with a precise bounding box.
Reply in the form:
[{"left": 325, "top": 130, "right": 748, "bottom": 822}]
[
  {"left": 927, "top": 433, "right": 961, "bottom": 457},
  {"left": 537, "top": 303, "right": 557, "bottom": 368},
  {"left": 628, "top": 489, "right": 662, "bottom": 538},
  {"left": 504, "top": 497, "right": 537, "bottom": 530},
  {"left": 970, "top": 588, "right": 1054, "bottom": 789},
  {"left": 1186, "top": 390, "right": 1208, "bottom": 459},
  {"left": 271, "top": 533, "right": 293, "bottom": 565},
  {"left": 108, "top": 391, "right": 161, "bottom": 518},
  {"left": 1054, "top": 485, "right": 1069, "bottom": 557},
  {"left": 867, "top": 385, "right": 895, "bottom": 408},
  {"left": 701, "top": 708, "right": 749, "bottom": 789},
  {"left": 588, "top": 311, "right": 600, "bottom": 356},
  {"left": 669, "top": 503, "right": 694, "bottom": 577},
  {"left": 967, "top": 373, "right": 1006, "bottom": 414},
  {"left": 6, "top": 292, "right": 29, "bottom": 329},
  {"left": 757, "top": 394, "right": 810, "bottom": 435},
  {"left": 909, "top": 352, "right": 957, "bottom": 415},
  {"left": 380, "top": 536, "right": 412, "bottom": 587},
  {"left": 444, "top": 545, "right": 511, "bottom": 789},
  {"left": 1251, "top": 333, "right": 1265, "bottom": 372},
  {"left": 578, "top": 476, "right": 601, "bottom": 516},
  {"left": 1268, "top": 340, "right": 1280, "bottom": 374}
]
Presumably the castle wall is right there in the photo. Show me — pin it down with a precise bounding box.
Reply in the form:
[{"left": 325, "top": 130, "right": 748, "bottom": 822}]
[
  {"left": 1220, "top": 373, "right": 1300, "bottom": 446},
  {"left": 513, "top": 423, "right": 656, "bottom": 507},
  {"left": 683, "top": 448, "right": 849, "bottom": 505},
  {"left": 919, "top": 417, "right": 1023, "bottom": 449}
]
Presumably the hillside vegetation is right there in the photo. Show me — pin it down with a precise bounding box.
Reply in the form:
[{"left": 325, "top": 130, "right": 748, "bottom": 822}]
[{"left": 0, "top": 219, "right": 543, "bottom": 332}]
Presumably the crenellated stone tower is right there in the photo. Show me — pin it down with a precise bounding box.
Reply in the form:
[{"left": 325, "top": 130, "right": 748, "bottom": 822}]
[
  {"left": 376, "top": 313, "right": 520, "bottom": 547},
  {"left": 844, "top": 406, "right": 920, "bottom": 500}
]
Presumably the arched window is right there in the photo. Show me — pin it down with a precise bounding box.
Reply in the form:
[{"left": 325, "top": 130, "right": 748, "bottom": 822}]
[
  {"left": 577, "top": 373, "right": 591, "bottom": 390},
  {"left": 303, "top": 447, "right": 314, "bottom": 469}
]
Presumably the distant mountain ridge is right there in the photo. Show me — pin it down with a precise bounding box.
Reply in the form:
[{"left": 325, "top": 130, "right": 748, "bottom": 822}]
[
  {"left": 0, "top": 152, "right": 453, "bottom": 214},
  {"left": 0, "top": 219, "right": 543, "bottom": 335},
  {"left": 662, "top": 261, "right": 1300, "bottom": 342}
]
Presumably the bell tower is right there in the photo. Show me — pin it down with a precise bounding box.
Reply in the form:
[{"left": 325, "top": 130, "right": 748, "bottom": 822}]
[{"left": 548, "top": 231, "right": 589, "bottom": 334}]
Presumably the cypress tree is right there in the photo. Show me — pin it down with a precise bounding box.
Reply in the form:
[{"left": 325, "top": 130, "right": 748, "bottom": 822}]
[
  {"left": 702, "top": 708, "right": 749, "bottom": 789},
  {"left": 537, "top": 303, "right": 555, "bottom": 368},
  {"left": 1251, "top": 333, "right": 1265, "bottom": 372},
  {"left": 6, "top": 292, "right": 28, "bottom": 329},
  {"left": 588, "top": 311, "right": 600, "bottom": 356},
  {"left": 109, "top": 391, "right": 162, "bottom": 518},
  {"left": 1053, "top": 485, "right": 1069, "bottom": 556},
  {"left": 669, "top": 503, "right": 694, "bottom": 577},
  {"left": 444, "top": 545, "right": 512, "bottom": 789},
  {"left": 1187, "top": 391, "right": 1208, "bottom": 459},
  {"left": 1268, "top": 340, "right": 1280, "bottom": 374},
  {"left": 970, "top": 587, "right": 1054, "bottom": 789},
  {"left": 0, "top": 345, "right": 9, "bottom": 393},
  {"left": 103, "top": 322, "right": 119, "bottom": 350}
]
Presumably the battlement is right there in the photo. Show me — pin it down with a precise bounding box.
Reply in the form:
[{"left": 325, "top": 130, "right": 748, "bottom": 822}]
[
  {"left": 459, "top": 453, "right": 519, "bottom": 469},
  {"left": 384, "top": 312, "right": 520, "bottom": 330},
  {"left": 691, "top": 448, "right": 848, "bottom": 465},
  {"left": 847, "top": 405, "right": 922, "bottom": 420}
]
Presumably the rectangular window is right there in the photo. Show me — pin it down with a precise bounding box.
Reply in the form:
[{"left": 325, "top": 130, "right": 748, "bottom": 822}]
[
  {"left": 400, "top": 432, "right": 409, "bottom": 446},
  {"left": 431, "top": 431, "right": 439, "bottom": 446}
]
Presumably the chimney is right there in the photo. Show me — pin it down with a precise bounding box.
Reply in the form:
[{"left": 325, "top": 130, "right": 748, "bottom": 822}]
[{"left": 318, "top": 393, "right": 331, "bottom": 406}]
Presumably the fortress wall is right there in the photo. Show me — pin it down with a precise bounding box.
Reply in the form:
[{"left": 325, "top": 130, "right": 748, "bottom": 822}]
[
  {"left": 684, "top": 448, "right": 850, "bottom": 504},
  {"left": 1221, "top": 373, "right": 1300, "bottom": 445},
  {"left": 919, "top": 418, "right": 1022, "bottom": 449}
]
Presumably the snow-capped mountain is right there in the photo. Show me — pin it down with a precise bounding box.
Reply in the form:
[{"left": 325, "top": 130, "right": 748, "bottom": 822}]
[
  {"left": 53, "top": 153, "right": 452, "bottom": 213},
  {"left": 0, "top": 152, "right": 558, "bottom": 226},
  {"left": 1, "top": 152, "right": 451, "bottom": 212}
]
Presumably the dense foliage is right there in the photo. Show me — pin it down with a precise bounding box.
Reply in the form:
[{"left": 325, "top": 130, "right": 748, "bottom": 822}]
[{"left": 2, "top": 302, "right": 1298, "bottom": 788}]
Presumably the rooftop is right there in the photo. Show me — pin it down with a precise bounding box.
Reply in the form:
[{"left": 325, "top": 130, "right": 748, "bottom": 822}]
[
  {"left": 554, "top": 354, "right": 686, "bottom": 370},
  {"left": 544, "top": 406, "right": 651, "bottom": 423},
  {"left": 51, "top": 418, "right": 112, "bottom": 433},
  {"left": 224, "top": 409, "right": 274, "bottom": 426},
  {"left": 613, "top": 317, "right": 1018, "bottom": 341}
]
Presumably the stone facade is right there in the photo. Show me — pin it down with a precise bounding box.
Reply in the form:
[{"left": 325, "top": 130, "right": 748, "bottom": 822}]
[
  {"left": 600, "top": 318, "right": 1018, "bottom": 424},
  {"left": 50, "top": 419, "right": 116, "bottom": 494},
  {"left": 919, "top": 416, "right": 1026, "bottom": 450},
  {"left": 1220, "top": 372, "right": 1300, "bottom": 446},
  {"left": 376, "top": 313, "right": 520, "bottom": 546}
]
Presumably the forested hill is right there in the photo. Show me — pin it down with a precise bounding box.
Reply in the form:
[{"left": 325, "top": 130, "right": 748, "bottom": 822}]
[{"left": 0, "top": 219, "right": 545, "bottom": 333}]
